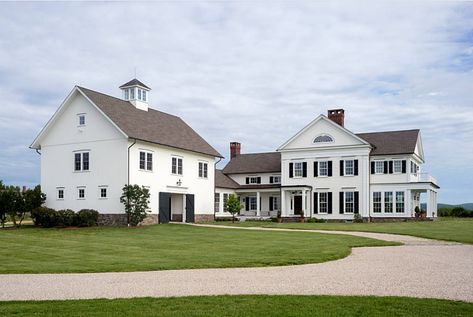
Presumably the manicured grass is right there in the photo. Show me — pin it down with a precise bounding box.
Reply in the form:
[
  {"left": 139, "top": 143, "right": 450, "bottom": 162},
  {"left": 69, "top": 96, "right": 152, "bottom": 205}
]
[
  {"left": 0, "top": 224, "right": 395, "bottom": 274},
  {"left": 1, "top": 295, "right": 472, "bottom": 316},
  {"left": 213, "top": 218, "right": 473, "bottom": 244}
]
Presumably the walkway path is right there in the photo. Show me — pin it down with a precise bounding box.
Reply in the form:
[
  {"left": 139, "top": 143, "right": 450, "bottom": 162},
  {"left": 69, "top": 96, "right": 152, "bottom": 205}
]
[{"left": 0, "top": 225, "right": 471, "bottom": 302}]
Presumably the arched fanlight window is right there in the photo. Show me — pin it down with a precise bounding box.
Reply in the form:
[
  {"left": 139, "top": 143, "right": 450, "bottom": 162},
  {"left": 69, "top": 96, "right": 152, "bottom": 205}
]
[{"left": 313, "top": 134, "right": 334, "bottom": 143}]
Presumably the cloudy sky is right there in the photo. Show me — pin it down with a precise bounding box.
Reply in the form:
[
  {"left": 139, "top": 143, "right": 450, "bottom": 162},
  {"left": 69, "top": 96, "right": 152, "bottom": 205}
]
[{"left": 0, "top": 1, "right": 472, "bottom": 203}]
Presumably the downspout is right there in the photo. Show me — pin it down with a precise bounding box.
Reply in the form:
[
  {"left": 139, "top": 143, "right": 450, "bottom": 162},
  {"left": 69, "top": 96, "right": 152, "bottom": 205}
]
[
  {"left": 127, "top": 139, "right": 137, "bottom": 226},
  {"left": 35, "top": 149, "right": 41, "bottom": 156},
  {"left": 214, "top": 157, "right": 223, "bottom": 220}
]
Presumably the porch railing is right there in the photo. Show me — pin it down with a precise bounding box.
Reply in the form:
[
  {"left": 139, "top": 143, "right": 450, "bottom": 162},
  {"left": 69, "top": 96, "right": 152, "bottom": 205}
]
[{"left": 410, "top": 172, "right": 438, "bottom": 185}]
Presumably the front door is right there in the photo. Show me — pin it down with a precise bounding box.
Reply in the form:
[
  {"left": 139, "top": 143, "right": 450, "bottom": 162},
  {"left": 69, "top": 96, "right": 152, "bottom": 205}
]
[
  {"left": 185, "top": 194, "right": 195, "bottom": 223},
  {"left": 294, "top": 195, "right": 303, "bottom": 215},
  {"left": 159, "top": 192, "right": 171, "bottom": 223}
]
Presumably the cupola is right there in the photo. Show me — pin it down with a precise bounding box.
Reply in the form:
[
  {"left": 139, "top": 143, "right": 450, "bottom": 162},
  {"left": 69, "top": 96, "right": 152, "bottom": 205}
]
[{"left": 119, "top": 78, "right": 151, "bottom": 111}]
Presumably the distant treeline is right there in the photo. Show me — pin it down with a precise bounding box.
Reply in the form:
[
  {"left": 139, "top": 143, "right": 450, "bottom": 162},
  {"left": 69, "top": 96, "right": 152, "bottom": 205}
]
[{"left": 438, "top": 206, "right": 473, "bottom": 217}]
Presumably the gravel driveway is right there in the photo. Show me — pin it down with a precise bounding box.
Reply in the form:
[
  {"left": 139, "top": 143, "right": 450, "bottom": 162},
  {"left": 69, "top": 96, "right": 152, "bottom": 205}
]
[{"left": 0, "top": 225, "right": 472, "bottom": 302}]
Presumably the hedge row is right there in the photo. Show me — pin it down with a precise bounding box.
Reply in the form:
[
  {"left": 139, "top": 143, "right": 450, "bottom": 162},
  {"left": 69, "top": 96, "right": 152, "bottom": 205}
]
[
  {"left": 31, "top": 207, "right": 99, "bottom": 228},
  {"left": 438, "top": 207, "right": 473, "bottom": 218}
]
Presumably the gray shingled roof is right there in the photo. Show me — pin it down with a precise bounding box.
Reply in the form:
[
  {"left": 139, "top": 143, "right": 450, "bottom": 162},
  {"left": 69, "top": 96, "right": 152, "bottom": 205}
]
[
  {"left": 357, "top": 129, "right": 419, "bottom": 156},
  {"left": 119, "top": 78, "right": 150, "bottom": 90},
  {"left": 215, "top": 170, "right": 240, "bottom": 189},
  {"left": 222, "top": 152, "right": 281, "bottom": 174},
  {"left": 79, "top": 87, "right": 222, "bottom": 158}
]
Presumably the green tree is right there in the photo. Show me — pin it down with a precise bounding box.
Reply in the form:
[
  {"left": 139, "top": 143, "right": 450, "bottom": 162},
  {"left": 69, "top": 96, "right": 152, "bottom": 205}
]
[
  {"left": 120, "top": 184, "right": 150, "bottom": 226},
  {"left": 0, "top": 184, "right": 46, "bottom": 228},
  {"left": 225, "top": 194, "right": 242, "bottom": 223}
]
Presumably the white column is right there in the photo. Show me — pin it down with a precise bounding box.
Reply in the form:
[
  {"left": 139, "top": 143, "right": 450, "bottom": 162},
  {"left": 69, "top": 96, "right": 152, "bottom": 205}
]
[
  {"left": 426, "top": 190, "right": 432, "bottom": 217},
  {"left": 406, "top": 190, "right": 412, "bottom": 217},
  {"left": 302, "top": 190, "right": 306, "bottom": 217},
  {"left": 182, "top": 194, "right": 186, "bottom": 223},
  {"left": 256, "top": 191, "right": 261, "bottom": 217},
  {"left": 281, "top": 190, "right": 286, "bottom": 217},
  {"left": 219, "top": 193, "right": 223, "bottom": 213}
]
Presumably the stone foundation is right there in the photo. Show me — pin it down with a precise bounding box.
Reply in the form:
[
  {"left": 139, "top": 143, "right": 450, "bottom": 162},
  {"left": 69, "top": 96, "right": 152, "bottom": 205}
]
[
  {"left": 140, "top": 214, "right": 159, "bottom": 225},
  {"left": 195, "top": 214, "right": 215, "bottom": 223},
  {"left": 98, "top": 214, "right": 128, "bottom": 226}
]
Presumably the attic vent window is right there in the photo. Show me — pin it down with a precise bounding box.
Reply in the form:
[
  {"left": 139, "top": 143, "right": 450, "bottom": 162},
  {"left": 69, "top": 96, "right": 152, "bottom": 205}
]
[{"left": 314, "top": 134, "right": 333, "bottom": 143}]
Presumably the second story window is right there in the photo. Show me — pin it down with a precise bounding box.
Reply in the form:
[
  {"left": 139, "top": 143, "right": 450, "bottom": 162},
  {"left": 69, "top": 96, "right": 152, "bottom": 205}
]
[
  {"left": 393, "top": 160, "right": 402, "bottom": 173},
  {"left": 270, "top": 176, "right": 281, "bottom": 184},
  {"left": 78, "top": 114, "right": 86, "bottom": 126},
  {"left": 375, "top": 161, "right": 384, "bottom": 174},
  {"left": 78, "top": 187, "right": 85, "bottom": 199},
  {"left": 74, "top": 152, "right": 89, "bottom": 171},
  {"left": 344, "top": 160, "right": 354, "bottom": 176},
  {"left": 319, "top": 161, "right": 328, "bottom": 176},
  {"left": 172, "top": 157, "right": 183, "bottom": 175},
  {"left": 294, "top": 162, "right": 303, "bottom": 177},
  {"left": 198, "top": 162, "right": 208, "bottom": 178},
  {"left": 139, "top": 151, "right": 153, "bottom": 171}
]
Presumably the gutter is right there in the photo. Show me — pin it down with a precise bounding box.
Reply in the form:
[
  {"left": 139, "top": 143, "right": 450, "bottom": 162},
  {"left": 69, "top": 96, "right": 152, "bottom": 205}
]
[
  {"left": 127, "top": 139, "right": 137, "bottom": 186},
  {"left": 214, "top": 157, "right": 223, "bottom": 220}
]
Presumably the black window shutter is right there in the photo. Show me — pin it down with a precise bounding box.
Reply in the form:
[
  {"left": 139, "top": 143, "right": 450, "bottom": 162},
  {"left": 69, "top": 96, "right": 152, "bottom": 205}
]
[
  {"left": 340, "top": 160, "right": 344, "bottom": 176},
  {"left": 269, "top": 176, "right": 274, "bottom": 184},
  {"left": 328, "top": 161, "right": 333, "bottom": 177},
  {"left": 302, "top": 162, "right": 307, "bottom": 177},
  {"left": 314, "top": 162, "right": 318, "bottom": 177},
  {"left": 245, "top": 177, "right": 249, "bottom": 184},
  {"left": 257, "top": 177, "right": 261, "bottom": 184},
  {"left": 383, "top": 161, "right": 388, "bottom": 174},
  {"left": 289, "top": 163, "right": 294, "bottom": 178},
  {"left": 313, "top": 193, "right": 318, "bottom": 214},
  {"left": 371, "top": 161, "right": 375, "bottom": 174},
  {"left": 339, "top": 192, "right": 344, "bottom": 214},
  {"left": 269, "top": 197, "right": 273, "bottom": 211},
  {"left": 354, "top": 160, "right": 359, "bottom": 176},
  {"left": 245, "top": 197, "right": 249, "bottom": 211},
  {"left": 328, "top": 192, "right": 333, "bottom": 214},
  {"left": 389, "top": 161, "right": 393, "bottom": 174},
  {"left": 402, "top": 160, "right": 407, "bottom": 173},
  {"left": 354, "top": 192, "right": 359, "bottom": 214}
]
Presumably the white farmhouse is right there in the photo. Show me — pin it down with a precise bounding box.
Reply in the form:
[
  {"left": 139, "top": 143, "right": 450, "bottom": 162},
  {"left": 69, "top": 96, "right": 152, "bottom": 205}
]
[
  {"left": 31, "top": 79, "right": 222, "bottom": 224},
  {"left": 215, "top": 109, "right": 439, "bottom": 221}
]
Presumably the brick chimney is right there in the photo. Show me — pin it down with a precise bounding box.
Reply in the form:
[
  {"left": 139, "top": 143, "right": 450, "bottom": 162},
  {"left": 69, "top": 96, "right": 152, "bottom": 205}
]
[
  {"left": 22, "top": 186, "right": 27, "bottom": 193},
  {"left": 327, "top": 109, "right": 345, "bottom": 127},
  {"left": 230, "top": 142, "right": 241, "bottom": 160}
]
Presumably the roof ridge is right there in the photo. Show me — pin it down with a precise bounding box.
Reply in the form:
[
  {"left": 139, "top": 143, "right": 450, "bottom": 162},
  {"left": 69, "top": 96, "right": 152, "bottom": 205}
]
[
  {"left": 236, "top": 151, "right": 279, "bottom": 156},
  {"left": 357, "top": 129, "right": 419, "bottom": 135}
]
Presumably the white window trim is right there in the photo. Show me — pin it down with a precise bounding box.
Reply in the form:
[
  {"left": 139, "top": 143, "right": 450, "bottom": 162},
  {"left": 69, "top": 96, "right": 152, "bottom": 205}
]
[
  {"left": 77, "top": 113, "right": 86, "bottom": 127},
  {"left": 73, "top": 151, "right": 90, "bottom": 172},
  {"left": 344, "top": 191, "right": 354, "bottom": 214},
  {"left": 56, "top": 187, "right": 65, "bottom": 200},
  {"left": 198, "top": 161, "right": 209, "bottom": 179},
  {"left": 393, "top": 160, "right": 402, "bottom": 174},
  {"left": 384, "top": 191, "right": 393, "bottom": 213},
  {"left": 98, "top": 186, "right": 108, "bottom": 200},
  {"left": 272, "top": 196, "right": 280, "bottom": 211},
  {"left": 318, "top": 192, "right": 328, "bottom": 214},
  {"left": 344, "top": 159, "right": 354, "bottom": 176},
  {"left": 139, "top": 150, "right": 153, "bottom": 172},
  {"left": 293, "top": 162, "right": 303, "bottom": 178},
  {"left": 272, "top": 175, "right": 281, "bottom": 184},
  {"left": 171, "top": 156, "right": 183, "bottom": 176},
  {"left": 319, "top": 161, "right": 329, "bottom": 177},
  {"left": 372, "top": 191, "right": 382, "bottom": 213},
  {"left": 375, "top": 160, "right": 384, "bottom": 174},
  {"left": 249, "top": 196, "right": 257, "bottom": 211},
  {"left": 77, "top": 186, "right": 86, "bottom": 200},
  {"left": 395, "top": 191, "right": 405, "bottom": 213},
  {"left": 249, "top": 176, "right": 259, "bottom": 184}
]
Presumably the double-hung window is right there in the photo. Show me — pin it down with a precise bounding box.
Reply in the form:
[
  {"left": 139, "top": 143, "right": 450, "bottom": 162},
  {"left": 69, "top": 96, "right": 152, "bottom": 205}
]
[
  {"left": 249, "top": 197, "right": 257, "bottom": 210},
  {"left": 273, "top": 197, "right": 280, "bottom": 211},
  {"left": 272, "top": 176, "right": 281, "bottom": 183},
  {"left": 78, "top": 114, "right": 86, "bottom": 126},
  {"left": 384, "top": 192, "right": 393, "bottom": 213},
  {"left": 199, "top": 162, "right": 208, "bottom": 178},
  {"left": 396, "top": 192, "right": 404, "bottom": 213},
  {"left": 139, "top": 151, "right": 153, "bottom": 171},
  {"left": 99, "top": 186, "right": 107, "bottom": 199},
  {"left": 319, "top": 161, "right": 328, "bottom": 176},
  {"left": 375, "top": 161, "right": 384, "bottom": 174},
  {"left": 345, "top": 192, "right": 354, "bottom": 213},
  {"left": 344, "top": 160, "right": 354, "bottom": 176},
  {"left": 223, "top": 193, "right": 229, "bottom": 212},
  {"left": 294, "top": 162, "right": 303, "bottom": 177},
  {"left": 57, "top": 188, "right": 64, "bottom": 200},
  {"left": 319, "top": 192, "right": 328, "bottom": 213},
  {"left": 74, "top": 152, "right": 89, "bottom": 171},
  {"left": 373, "top": 192, "right": 382, "bottom": 213},
  {"left": 393, "top": 160, "right": 402, "bottom": 173},
  {"left": 249, "top": 176, "right": 259, "bottom": 184},
  {"left": 172, "top": 157, "right": 183, "bottom": 175},
  {"left": 214, "top": 193, "right": 220, "bottom": 213},
  {"left": 77, "top": 187, "right": 85, "bottom": 199}
]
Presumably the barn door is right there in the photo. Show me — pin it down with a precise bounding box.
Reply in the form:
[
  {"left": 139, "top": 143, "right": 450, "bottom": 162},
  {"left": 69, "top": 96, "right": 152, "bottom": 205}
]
[
  {"left": 185, "top": 194, "right": 195, "bottom": 223},
  {"left": 159, "top": 192, "right": 171, "bottom": 223}
]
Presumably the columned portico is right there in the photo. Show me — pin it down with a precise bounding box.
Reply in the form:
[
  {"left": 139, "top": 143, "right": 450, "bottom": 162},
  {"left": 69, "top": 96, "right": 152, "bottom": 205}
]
[{"left": 280, "top": 186, "right": 312, "bottom": 217}]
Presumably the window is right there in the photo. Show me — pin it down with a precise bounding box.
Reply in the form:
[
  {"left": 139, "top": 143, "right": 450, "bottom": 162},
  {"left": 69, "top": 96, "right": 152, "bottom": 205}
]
[
  {"left": 373, "top": 192, "right": 381, "bottom": 213},
  {"left": 249, "top": 176, "right": 259, "bottom": 184},
  {"left": 223, "top": 193, "right": 229, "bottom": 212},
  {"left": 396, "top": 192, "right": 404, "bottom": 213},
  {"left": 214, "top": 193, "right": 220, "bottom": 213},
  {"left": 78, "top": 114, "right": 86, "bottom": 126},
  {"left": 57, "top": 188, "right": 64, "bottom": 200},
  {"left": 99, "top": 187, "right": 107, "bottom": 199},
  {"left": 314, "top": 134, "right": 333, "bottom": 143},
  {"left": 393, "top": 160, "right": 402, "bottom": 173},
  {"left": 249, "top": 197, "right": 257, "bottom": 210},
  {"left": 124, "top": 89, "right": 129, "bottom": 100},
  {"left": 78, "top": 187, "right": 85, "bottom": 199},
  {"left": 319, "top": 192, "right": 328, "bottom": 213},
  {"left": 74, "top": 152, "right": 89, "bottom": 171},
  {"left": 172, "top": 157, "right": 183, "bottom": 175},
  {"left": 411, "top": 161, "right": 419, "bottom": 175},
  {"left": 345, "top": 192, "right": 354, "bottom": 213},
  {"left": 344, "top": 160, "right": 354, "bottom": 176},
  {"left": 199, "top": 162, "right": 208, "bottom": 178},
  {"left": 139, "top": 151, "right": 153, "bottom": 171},
  {"left": 143, "top": 90, "right": 147, "bottom": 101},
  {"left": 273, "top": 197, "right": 280, "bottom": 211},
  {"left": 319, "top": 161, "right": 328, "bottom": 176},
  {"left": 130, "top": 88, "right": 135, "bottom": 99},
  {"left": 375, "top": 161, "right": 384, "bottom": 174},
  {"left": 384, "top": 192, "right": 393, "bottom": 213},
  {"left": 138, "top": 89, "right": 142, "bottom": 100},
  {"left": 294, "top": 162, "right": 303, "bottom": 177},
  {"left": 272, "top": 176, "right": 281, "bottom": 183}
]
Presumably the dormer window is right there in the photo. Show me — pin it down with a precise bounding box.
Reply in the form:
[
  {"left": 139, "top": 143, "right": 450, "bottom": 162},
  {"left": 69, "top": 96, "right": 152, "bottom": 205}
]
[
  {"left": 314, "top": 134, "right": 334, "bottom": 143},
  {"left": 78, "top": 114, "right": 86, "bottom": 126}
]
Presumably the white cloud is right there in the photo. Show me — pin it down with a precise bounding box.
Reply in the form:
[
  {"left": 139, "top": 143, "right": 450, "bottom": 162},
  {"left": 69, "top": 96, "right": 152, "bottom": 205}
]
[{"left": 0, "top": 1, "right": 472, "bottom": 203}]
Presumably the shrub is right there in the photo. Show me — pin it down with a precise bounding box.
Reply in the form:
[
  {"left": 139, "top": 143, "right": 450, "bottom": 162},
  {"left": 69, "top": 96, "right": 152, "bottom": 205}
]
[
  {"left": 32, "top": 207, "right": 60, "bottom": 228},
  {"left": 120, "top": 184, "right": 150, "bottom": 226},
  {"left": 307, "top": 217, "right": 325, "bottom": 223},
  {"left": 57, "top": 209, "right": 77, "bottom": 226},
  {"left": 76, "top": 209, "right": 99, "bottom": 227},
  {"left": 354, "top": 213, "right": 363, "bottom": 223}
]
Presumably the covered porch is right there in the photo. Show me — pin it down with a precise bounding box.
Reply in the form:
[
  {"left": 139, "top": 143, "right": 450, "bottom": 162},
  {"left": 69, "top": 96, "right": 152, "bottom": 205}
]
[
  {"left": 280, "top": 185, "right": 313, "bottom": 217},
  {"left": 236, "top": 187, "right": 281, "bottom": 218}
]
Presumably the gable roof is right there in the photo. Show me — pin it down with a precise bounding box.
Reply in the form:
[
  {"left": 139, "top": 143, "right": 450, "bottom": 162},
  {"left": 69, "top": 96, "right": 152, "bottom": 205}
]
[
  {"left": 77, "top": 87, "right": 222, "bottom": 158},
  {"left": 215, "top": 170, "right": 240, "bottom": 189},
  {"left": 356, "top": 129, "right": 419, "bottom": 156},
  {"left": 222, "top": 152, "right": 281, "bottom": 174},
  {"left": 119, "top": 78, "right": 150, "bottom": 90}
]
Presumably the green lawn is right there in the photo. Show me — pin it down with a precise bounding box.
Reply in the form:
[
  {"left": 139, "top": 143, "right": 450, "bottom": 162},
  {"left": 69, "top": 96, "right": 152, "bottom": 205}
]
[
  {"left": 212, "top": 218, "right": 473, "bottom": 244},
  {"left": 0, "top": 224, "right": 395, "bottom": 274},
  {"left": 1, "top": 295, "right": 472, "bottom": 317}
]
